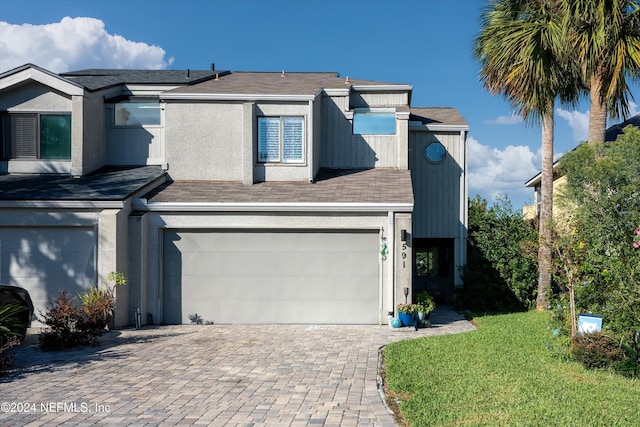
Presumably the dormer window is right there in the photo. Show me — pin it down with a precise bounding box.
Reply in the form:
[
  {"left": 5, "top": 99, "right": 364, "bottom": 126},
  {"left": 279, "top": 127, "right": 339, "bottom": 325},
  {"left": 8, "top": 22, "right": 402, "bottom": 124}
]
[
  {"left": 258, "top": 116, "right": 304, "bottom": 164},
  {"left": 1, "top": 113, "right": 71, "bottom": 160},
  {"left": 352, "top": 110, "right": 396, "bottom": 135}
]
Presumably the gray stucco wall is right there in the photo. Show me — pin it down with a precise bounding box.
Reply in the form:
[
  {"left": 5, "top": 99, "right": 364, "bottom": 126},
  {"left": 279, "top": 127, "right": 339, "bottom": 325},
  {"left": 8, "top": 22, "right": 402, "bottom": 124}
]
[
  {"left": 0, "top": 81, "right": 72, "bottom": 111},
  {"left": 164, "top": 102, "right": 244, "bottom": 180}
]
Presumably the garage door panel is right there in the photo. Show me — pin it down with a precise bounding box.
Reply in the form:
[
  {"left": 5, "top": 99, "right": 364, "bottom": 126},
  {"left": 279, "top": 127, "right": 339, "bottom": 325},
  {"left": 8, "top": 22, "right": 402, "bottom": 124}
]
[
  {"left": 0, "top": 227, "right": 96, "bottom": 323},
  {"left": 162, "top": 230, "right": 379, "bottom": 324}
]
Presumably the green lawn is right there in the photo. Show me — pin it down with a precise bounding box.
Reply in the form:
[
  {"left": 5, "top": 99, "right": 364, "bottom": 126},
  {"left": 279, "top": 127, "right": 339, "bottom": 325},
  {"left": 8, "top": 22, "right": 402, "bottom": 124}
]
[{"left": 384, "top": 311, "right": 640, "bottom": 427}]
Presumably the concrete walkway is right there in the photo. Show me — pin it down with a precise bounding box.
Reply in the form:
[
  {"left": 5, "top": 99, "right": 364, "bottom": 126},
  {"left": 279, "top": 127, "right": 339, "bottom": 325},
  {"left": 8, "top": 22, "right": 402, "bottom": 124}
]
[{"left": 0, "top": 307, "right": 475, "bottom": 426}]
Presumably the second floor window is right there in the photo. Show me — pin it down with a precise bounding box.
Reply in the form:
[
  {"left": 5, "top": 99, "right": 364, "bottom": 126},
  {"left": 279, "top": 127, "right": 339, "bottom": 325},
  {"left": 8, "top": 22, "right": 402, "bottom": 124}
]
[
  {"left": 1, "top": 113, "right": 71, "bottom": 160},
  {"left": 353, "top": 111, "right": 396, "bottom": 135},
  {"left": 115, "top": 102, "right": 161, "bottom": 126},
  {"left": 258, "top": 116, "right": 304, "bottom": 164}
]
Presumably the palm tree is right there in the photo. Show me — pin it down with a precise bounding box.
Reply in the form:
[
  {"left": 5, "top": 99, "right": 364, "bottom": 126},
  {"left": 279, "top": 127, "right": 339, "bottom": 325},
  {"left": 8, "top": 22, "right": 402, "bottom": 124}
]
[
  {"left": 563, "top": 0, "right": 640, "bottom": 143},
  {"left": 474, "top": 0, "right": 580, "bottom": 309}
]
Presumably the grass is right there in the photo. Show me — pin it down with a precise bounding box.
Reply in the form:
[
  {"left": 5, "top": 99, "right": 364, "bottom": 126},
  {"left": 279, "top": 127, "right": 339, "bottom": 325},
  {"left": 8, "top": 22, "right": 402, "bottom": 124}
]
[{"left": 384, "top": 311, "right": 640, "bottom": 427}]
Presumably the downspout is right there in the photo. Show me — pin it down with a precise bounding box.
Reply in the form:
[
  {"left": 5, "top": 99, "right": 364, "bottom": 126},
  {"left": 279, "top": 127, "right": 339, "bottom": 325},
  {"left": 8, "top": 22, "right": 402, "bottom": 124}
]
[
  {"left": 458, "top": 129, "right": 468, "bottom": 286},
  {"left": 387, "top": 211, "right": 395, "bottom": 318},
  {"left": 379, "top": 227, "right": 384, "bottom": 325},
  {"left": 308, "top": 99, "right": 314, "bottom": 183}
]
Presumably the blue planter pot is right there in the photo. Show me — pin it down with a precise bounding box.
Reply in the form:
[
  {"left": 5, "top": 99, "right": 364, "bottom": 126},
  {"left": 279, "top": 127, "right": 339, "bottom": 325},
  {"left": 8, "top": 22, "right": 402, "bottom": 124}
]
[{"left": 398, "top": 312, "right": 414, "bottom": 327}]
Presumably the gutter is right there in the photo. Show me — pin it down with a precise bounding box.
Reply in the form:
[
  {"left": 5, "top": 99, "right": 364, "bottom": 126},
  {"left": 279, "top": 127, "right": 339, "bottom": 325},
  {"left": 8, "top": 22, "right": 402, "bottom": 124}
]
[
  {"left": 0, "top": 200, "right": 124, "bottom": 209},
  {"left": 409, "top": 121, "right": 470, "bottom": 132},
  {"left": 161, "top": 93, "right": 315, "bottom": 102},
  {"left": 133, "top": 199, "right": 413, "bottom": 213}
]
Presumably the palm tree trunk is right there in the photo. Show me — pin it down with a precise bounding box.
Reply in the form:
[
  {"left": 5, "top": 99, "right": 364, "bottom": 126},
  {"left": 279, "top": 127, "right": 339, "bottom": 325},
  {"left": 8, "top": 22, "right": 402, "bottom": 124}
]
[
  {"left": 537, "top": 103, "right": 554, "bottom": 310},
  {"left": 588, "top": 72, "right": 607, "bottom": 143}
]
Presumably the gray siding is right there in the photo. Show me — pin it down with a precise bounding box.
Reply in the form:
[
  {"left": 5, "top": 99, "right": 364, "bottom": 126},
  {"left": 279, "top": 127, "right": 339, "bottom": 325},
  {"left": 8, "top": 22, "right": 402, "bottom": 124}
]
[
  {"left": 350, "top": 92, "right": 409, "bottom": 108},
  {"left": 320, "top": 93, "right": 400, "bottom": 169},
  {"left": 409, "top": 131, "right": 463, "bottom": 238}
]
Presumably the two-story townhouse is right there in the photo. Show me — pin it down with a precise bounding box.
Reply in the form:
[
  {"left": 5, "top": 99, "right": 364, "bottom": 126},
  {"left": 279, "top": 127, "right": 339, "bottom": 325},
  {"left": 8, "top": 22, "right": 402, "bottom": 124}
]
[{"left": 0, "top": 63, "right": 467, "bottom": 327}]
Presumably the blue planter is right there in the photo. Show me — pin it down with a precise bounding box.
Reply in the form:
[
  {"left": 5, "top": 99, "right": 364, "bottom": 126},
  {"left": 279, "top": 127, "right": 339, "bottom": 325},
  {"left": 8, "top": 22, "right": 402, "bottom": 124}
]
[{"left": 398, "top": 312, "right": 414, "bottom": 327}]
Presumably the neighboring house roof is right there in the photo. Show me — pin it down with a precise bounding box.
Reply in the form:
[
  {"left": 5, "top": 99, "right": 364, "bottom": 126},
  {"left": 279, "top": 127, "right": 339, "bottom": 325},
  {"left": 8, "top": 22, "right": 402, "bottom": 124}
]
[
  {"left": 525, "top": 113, "right": 640, "bottom": 187},
  {"left": 161, "top": 71, "right": 412, "bottom": 98},
  {"left": 605, "top": 113, "right": 640, "bottom": 141},
  {"left": 409, "top": 107, "right": 469, "bottom": 130},
  {"left": 0, "top": 166, "right": 165, "bottom": 202},
  {"left": 60, "top": 68, "right": 227, "bottom": 91},
  {"left": 141, "top": 168, "right": 413, "bottom": 207}
]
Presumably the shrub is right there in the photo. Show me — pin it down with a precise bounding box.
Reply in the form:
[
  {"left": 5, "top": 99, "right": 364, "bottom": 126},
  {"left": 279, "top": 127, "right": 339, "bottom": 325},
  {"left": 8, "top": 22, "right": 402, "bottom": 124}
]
[
  {"left": 0, "top": 302, "right": 28, "bottom": 344},
  {"left": 462, "top": 195, "right": 538, "bottom": 313},
  {"left": 571, "top": 332, "right": 628, "bottom": 370},
  {"left": 39, "top": 272, "right": 125, "bottom": 351},
  {"left": 0, "top": 336, "right": 20, "bottom": 376},
  {"left": 39, "top": 291, "right": 93, "bottom": 350}
]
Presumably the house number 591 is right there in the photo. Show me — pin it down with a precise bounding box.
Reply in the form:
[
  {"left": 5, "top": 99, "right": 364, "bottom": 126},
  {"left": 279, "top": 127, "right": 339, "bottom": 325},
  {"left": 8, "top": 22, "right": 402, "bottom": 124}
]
[{"left": 402, "top": 243, "right": 407, "bottom": 268}]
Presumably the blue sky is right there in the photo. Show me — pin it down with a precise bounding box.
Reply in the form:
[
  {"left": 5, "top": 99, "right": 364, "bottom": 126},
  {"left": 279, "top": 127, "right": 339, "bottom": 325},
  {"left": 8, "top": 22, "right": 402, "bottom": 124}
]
[{"left": 1, "top": 0, "right": 638, "bottom": 208}]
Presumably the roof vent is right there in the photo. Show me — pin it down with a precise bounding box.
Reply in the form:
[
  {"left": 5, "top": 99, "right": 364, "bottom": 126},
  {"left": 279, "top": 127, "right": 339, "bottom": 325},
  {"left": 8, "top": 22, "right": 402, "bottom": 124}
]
[
  {"left": 211, "top": 63, "right": 215, "bottom": 71},
  {"left": 187, "top": 69, "right": 190, "bottom": 79},
  {"left": 345, "top": 76, "right": 350, "bottom": 84},
  {"left": 215, "top": 73, "right": 219, "bottom": 80},
  {"left": 281, "top": 70, "right": 286, "bottom": 77}
]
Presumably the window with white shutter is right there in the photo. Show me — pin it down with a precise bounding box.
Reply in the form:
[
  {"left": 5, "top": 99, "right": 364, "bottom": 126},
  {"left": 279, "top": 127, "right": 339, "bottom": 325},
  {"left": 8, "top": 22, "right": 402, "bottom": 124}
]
[{"left": 258, "top": 116, "right": 304, "bottom": 164}]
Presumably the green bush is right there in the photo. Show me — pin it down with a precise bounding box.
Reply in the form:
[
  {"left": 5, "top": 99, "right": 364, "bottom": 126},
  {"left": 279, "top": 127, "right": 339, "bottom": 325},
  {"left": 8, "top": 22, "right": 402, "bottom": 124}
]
[
  {"left": 0, "top": 302, "right": 28, "bottom": 345},
  {"left": 462, "top": 195, "right": 538, "bottom": 313},
  {"left": 571, "top": 332, "right": 628, "bottom": 371},
  {"left": 556, "top": 127, "right": 640, "bottom": 334}
]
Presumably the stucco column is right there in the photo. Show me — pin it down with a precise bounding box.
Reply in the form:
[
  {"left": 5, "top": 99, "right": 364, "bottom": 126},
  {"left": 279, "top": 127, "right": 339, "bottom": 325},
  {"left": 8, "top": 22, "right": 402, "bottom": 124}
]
[
  {"left": 394, "top": 213, "right": 412, "bottom": 308},
  {"left": 70, "top": 95, "right": 84, "bottom": 176},
  {"left": 98, "top": 208, "right": 130, "bottom": 327},
  {"left": 396, "top": 110, "right": 410, "bottom": 170},
  {"left": 242, "top": 102, "right": 255, "bottom": 185}
]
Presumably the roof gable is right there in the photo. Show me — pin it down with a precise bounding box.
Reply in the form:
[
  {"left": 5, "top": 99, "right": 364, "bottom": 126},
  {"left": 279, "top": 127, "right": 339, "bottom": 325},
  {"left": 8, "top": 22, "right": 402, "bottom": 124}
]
[{"left": 0, "top": 63, "right": 84, "bottom": 96}]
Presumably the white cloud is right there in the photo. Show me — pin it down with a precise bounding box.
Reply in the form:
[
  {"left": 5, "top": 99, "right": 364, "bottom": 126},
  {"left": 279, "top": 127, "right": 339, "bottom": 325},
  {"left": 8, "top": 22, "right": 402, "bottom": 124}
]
[
  {"left": 0, "top": 17, "right": 173, "bottom": 73},
  {"left": 468, "top": 135, "right": 541, "bottom": 206},
  {"left": 556, "top": 108, "right": 589, "bottom": 143},
  {"left": 486, "top": 113, "right": 523, "bottom": 125}
]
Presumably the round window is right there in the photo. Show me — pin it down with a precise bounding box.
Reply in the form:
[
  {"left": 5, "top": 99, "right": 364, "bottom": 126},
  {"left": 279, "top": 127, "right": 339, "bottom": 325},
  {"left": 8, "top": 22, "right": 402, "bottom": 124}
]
[{"left": 425, "top": 142, "right": 446, "bottom": 163}]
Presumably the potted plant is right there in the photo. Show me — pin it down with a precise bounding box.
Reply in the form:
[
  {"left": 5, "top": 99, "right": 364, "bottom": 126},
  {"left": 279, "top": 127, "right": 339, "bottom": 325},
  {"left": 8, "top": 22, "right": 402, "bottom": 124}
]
[
  {"left": 416, "top": 291, "right": 436, "bottom": 316},
  {"left": 397, "top": 303, "right": 418, "bottom": 327}
]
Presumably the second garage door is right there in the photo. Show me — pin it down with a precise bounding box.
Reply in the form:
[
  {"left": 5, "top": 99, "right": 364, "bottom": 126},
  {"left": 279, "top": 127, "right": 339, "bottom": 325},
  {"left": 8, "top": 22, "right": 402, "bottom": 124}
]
[{"left": 162, "top": 229, "right": 379, "bottom": 324}]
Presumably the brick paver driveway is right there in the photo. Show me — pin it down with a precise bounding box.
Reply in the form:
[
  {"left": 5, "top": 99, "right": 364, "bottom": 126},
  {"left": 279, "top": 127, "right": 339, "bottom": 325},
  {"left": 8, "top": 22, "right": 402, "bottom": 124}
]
[{"left": 0, "top": 309, "right": 474, "bottom": 426}]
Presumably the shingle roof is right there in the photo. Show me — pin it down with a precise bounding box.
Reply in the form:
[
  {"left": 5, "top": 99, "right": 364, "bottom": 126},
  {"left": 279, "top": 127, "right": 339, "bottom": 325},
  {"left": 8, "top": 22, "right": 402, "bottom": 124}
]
[
  {"left": 410, "top": 107, "right": 468, "bottom": 127},
  {"left": 59, "top": 69, "right": 228, "bottom": 91},
  {"left": 605, "top": 114, "right": 640, "bottom": 141},
  {"left": 163, "top": 72, "right": 409, "bottom": 96},
  {"left": 0, "top": 166, "right": 165, "bottom": 201},
  {"left": 143, "top": 168, "right": 413, "bottom": 205}
]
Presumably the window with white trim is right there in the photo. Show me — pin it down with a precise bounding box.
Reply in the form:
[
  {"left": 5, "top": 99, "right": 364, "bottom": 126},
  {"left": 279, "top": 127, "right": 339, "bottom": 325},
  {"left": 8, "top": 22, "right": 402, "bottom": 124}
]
[
  {"left": 258, "top": 116, "right": 304, "bottom": 164},
  {"left": 353, "top": 111, "right": 396, "bottom": 135},
  {"left": 1, "top": 113, "right": 71, "bottom": 160},
  {"left": 115, "top": 102, "right": 161, "bottom": 126}
]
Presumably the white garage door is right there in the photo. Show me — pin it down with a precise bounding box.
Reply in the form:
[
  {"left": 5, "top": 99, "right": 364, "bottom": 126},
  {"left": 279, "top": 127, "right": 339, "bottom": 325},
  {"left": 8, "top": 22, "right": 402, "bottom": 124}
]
[
  {"left": 162, "top": 230, "right": 379, "bottom": 324},
  {"left": 0, "top": 227, "right": 96, "bottom": 322}
]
